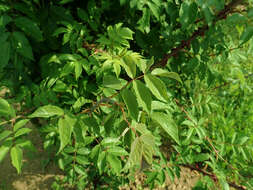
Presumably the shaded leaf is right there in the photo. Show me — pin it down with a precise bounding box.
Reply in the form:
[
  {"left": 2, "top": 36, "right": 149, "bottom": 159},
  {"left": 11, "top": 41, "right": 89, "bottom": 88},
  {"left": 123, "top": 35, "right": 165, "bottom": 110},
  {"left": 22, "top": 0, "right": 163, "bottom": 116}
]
[
  {"left": 0, "top": 41, "right": 10, "bottom": 71},
  {"left": 14, "top": 16, "right": 43, "bottom": 41},
  {"left": 12, "top": 31, "right": 33, "bottom": 60},
  {"left": 121, "top": 89, "right": 139, "bottom": 121}
]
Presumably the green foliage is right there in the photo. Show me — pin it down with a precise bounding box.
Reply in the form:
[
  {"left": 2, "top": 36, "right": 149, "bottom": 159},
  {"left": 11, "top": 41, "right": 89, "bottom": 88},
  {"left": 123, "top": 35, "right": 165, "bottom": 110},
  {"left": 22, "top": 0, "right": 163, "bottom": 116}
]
[{"left": 0, "top": 0, "right": 253, "bottom": 189}]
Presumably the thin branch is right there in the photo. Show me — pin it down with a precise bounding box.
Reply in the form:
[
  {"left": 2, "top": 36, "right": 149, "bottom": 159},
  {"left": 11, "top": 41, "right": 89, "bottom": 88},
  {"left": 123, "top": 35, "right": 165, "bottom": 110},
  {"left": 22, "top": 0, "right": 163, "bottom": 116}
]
[{"left": 152, "top": 0, "right": 244, "bottom": 69}]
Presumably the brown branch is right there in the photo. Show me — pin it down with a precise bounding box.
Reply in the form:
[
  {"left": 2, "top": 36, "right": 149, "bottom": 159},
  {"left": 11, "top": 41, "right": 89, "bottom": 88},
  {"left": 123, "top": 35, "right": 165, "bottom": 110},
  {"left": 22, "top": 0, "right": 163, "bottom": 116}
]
[{"left": 152, "top": 0, "right": 244, "bottom": 69}]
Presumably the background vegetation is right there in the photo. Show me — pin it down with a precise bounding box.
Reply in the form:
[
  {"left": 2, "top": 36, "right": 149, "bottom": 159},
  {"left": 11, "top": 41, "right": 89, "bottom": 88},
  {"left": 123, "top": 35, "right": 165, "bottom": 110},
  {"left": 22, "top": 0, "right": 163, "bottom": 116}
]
[{"left": 0, "top": 0, "right": 253, "bottom": 189}]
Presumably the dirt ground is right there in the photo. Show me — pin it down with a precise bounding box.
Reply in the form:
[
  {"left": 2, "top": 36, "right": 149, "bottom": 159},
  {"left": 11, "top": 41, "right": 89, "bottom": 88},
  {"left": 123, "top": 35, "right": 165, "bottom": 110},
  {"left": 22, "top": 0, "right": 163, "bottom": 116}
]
[{"left": 0, "top": 123, "right": 63, "bottom": 190}]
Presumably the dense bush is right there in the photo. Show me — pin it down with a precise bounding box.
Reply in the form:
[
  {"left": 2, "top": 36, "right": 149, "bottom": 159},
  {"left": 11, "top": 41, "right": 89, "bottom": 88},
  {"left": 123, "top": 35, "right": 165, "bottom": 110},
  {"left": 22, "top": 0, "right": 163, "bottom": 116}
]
[{"left": 0, "top": 0, "right": 253, "bottom": 189}]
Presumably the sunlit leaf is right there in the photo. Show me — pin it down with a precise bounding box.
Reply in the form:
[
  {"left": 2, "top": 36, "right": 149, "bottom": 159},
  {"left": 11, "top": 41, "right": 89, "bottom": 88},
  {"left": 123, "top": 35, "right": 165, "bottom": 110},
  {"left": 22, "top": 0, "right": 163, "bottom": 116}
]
[
  {"left": 29, "top": 105, "right": 64, "bottom": 118},
  {"left": 144, "top": 74, "right": 168, "bottom": 102},
  {"left": 151, "top": 112, "right": 179, "bottom": 145},
  {"left": 11, "top": 146, "right": 23, "bottom": 174}
]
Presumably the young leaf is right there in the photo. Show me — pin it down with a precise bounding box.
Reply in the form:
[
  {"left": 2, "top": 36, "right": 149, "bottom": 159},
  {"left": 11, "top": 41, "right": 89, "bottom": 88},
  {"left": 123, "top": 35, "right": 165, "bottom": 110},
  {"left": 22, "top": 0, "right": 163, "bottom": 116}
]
[
  {"left": 151, "top": 112, "right": 179, "bottom": 145},
  {"left": 144, "top": 74, "right": 168, "bottom": 102},
  {"left": 58, "top": 114, "right": 76, "bottom": 153},
  {"left": 151, "top": 68, "right": 182, "bottom": 84},
  {"left": 29, "top": 105, "right": 64, "bottom": 118},
  {"left": 133, "top": 80, "right": 152, "bottom": 113},
  {"left": 121, "top": 88, "right": 139, "bottom": 121},
  {"left": 11, "top": 146, "right": 23, "bottom": 174}
]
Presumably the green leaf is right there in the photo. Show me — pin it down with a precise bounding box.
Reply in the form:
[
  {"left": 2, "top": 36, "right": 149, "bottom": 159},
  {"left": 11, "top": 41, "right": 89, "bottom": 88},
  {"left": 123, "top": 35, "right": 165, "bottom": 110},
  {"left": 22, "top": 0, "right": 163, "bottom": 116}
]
[
  {"left": 144, "top": 74, "right": 168, "bottom": 102},
  {"left": 147, "top": 2, "right": 159, "bottom": 20},
  {"left": 12, "top": 31, "right": 34, "bottom": 60},
  {"left": 141, "top": 134, "right": 155, "bottom": 164},
  {"left": 77, "top": 8, "right": 89, "bottom": 22},
  {"left": 97, "top": 151, "right": 106, "bottom": 174},
  {"left": 151, "top": 68, "right": 182, "bottom": 84},
  {"left": 75, "top": 61, "right": 82, "bottom": 80},
  {"left": 14, "top": 17, "right": 43, "bottom": 41},
  {"left": 29, "top": 105, "right": 64, "bottom": 118},
  {"left": 76, "top": 155, "right": 89, "bottom": 165},
  {"left": 103, "top": 75, "right": 127, "bottom": 90},
  {"left": 107, "top": 146, "right": 128, "bottom": 156},
  {"left": 0, "top": 41, "right": 10, "bottom": 71},
  {"left": 10, "top": 146, "right": 23, "bottom": 174},
  {"left": 52, "top": 27, "right": 68, "bottom": 37},
  {"left": 14, "top": 128, "right": 32, "bottom": 138},
  {"left": 113, "top": 60, "right": 121, "bottom": 78},
  {"left": 0, "top": 144, "right": 11, "bottom": 163},
  {"left": 240, "top": 26, "right": 253, "bottom": 45},
  {"left": 121, "top": 88, "right": 139, "bottom": 121},
  {"left": 107, "top": 154, "right": 122, "bottom": 174},
  {"left": 60, "top": 62, "right": 75, "bottom": 77},
  {"left": 151, "top": 112, "right": 179, "bottom": 145},
  {"left": 137, "top": 8, "right": 150, "bottom": 33},
  {"left": 14, "top": 119, "right": 30, "bottom": 132},
  {"left": 121, "top": 55, "right": 136, "bottom": 79},
  {"left": 74, "top": 165, "right": 87, "bottom": 175},
  {"left": 179, "top": 2, "right": 198, "bottom": 28},
  {"left": 248, "top": 8, "right": 253, "bottom": 18},
  {"left": 134, "top": 123, "right": 151, "bottom": 135},
  {"left": 0, "top": 98, "right": 16, "bottom": 118},
  {"left": 0, "top": 130, "right": 12, "bottom": 141},
  {"left": 133, "top": 80, "right": 152, "bottom": 113},
  {"left": 101, "top": 137, "right": 120, "bottom": 146},
  {"left": 58, "top": 114, "right": 76, "bottom": 153},
  {"left": 125, "top": 137, "right": 143, "bottom": 169}
]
